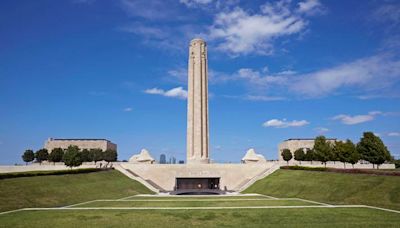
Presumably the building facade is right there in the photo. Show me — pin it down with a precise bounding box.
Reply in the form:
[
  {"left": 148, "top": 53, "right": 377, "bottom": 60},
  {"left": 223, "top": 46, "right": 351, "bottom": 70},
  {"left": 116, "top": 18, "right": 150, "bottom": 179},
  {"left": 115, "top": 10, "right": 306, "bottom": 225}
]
[
  {"left": 44, "top": 138, "right": 117, "bottom": 152},
  {"left": 278, "top": 138, "right": 337, "bottom": 162}
]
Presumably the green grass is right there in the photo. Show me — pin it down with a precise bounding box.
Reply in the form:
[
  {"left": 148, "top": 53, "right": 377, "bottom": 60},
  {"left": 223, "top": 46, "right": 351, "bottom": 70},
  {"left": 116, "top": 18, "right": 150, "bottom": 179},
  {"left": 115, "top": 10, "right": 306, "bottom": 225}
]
[
  {"left": 0, "top": 170, "right": 153, "bottom": 212},
  {"left": 72, "top": 199, "right": 315, "bottom": 207},
  {"left": 244, "top": 169, "right": 400, "bottom": 210},
  {"left": 1, "top": 208, "right": 400, "bottom": 227}
]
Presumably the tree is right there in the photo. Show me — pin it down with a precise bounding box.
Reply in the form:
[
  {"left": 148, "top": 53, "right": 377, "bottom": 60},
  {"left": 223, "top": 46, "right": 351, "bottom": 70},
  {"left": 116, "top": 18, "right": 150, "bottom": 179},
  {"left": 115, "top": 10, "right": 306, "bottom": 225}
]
[
  {"left": 81, "top": 149, "right": 90, "bottom": 162},
  {"left": 63, "top": 145, "right": 82, "bottom": 168},
  {"left": 89, "top": 149, "right": 103, "bottom": 164},
  {"left": 281, "top": 149, "right": 293, "bottom": 165},
  {"left": 357, "top": 132, "right": 391, "bottom": 169},
  {"left": 305, "top": 148, "right": 315, "bottom": 164},
  {"left": 395, "top": 160, "right": 400, "bottom": 169},
  {"left": 22, "top": 149, "right": 35, "bottom": 165},
  {"left": 103, "top": 149, "right": 118, "bottom": 166},
  {"left": 35, "top": 149, "right": 49, "bottom": 165},
  {"left": 348, "top": 148, "right": 360, "bottom": 169},
  {"left": 313, "top": 136, "right": 333, "bottom": 168},
  {"left": 294, "top": 148, "right": 305, "bottom": 165},
  {"left": 48, "top": 148, "right": 64, "bottom": 165},
  {"left": 335, "top": 140, "right": 357, "bottom": 169}
]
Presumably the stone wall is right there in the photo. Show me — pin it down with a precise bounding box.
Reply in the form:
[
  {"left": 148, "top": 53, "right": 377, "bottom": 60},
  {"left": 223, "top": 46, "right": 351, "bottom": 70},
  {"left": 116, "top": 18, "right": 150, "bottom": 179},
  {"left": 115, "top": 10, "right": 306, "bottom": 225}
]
[
  {"left": 44, "top": 138, "right": 117, "bottom": 152},
  {"left": 278, "top": 139, "right": 336, "bottom": 162},
  {"left": 120, "top": 163, "right": 277, "bottom": 191}
]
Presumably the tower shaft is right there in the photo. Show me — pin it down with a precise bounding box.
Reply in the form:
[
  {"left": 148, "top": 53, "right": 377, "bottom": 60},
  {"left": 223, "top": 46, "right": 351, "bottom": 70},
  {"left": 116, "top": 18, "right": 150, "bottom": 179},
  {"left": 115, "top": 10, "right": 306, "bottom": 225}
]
[{"left": 187, "top": 38, "right": 209, "bottom": 164}]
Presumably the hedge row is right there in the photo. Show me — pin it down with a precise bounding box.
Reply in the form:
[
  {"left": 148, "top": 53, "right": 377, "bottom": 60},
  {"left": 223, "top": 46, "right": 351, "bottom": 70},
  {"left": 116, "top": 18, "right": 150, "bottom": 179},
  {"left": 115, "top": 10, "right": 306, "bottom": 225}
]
[
  {"left": 281, "top": 166, "right": 400, "bottom": 176},
  {"left": 0, "top": 168, "right": 108, "bottom": 180}
]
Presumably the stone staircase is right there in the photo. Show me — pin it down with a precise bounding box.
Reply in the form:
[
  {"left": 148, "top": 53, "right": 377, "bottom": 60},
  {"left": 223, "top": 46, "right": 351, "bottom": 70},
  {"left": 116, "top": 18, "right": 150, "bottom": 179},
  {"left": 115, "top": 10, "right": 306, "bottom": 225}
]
[
  {"left": 235, "top": 163, "right": 280, "bottom": 192},
  {"left": 114, "top": 164, "right": 160, "bottom": 193}
]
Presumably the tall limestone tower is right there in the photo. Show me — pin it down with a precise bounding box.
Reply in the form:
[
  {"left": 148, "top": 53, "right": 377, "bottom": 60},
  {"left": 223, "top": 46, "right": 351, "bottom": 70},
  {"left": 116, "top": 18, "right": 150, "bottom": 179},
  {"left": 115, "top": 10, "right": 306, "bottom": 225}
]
[{"left": 187, "top": 38, "right": 209, "bottom": 164}]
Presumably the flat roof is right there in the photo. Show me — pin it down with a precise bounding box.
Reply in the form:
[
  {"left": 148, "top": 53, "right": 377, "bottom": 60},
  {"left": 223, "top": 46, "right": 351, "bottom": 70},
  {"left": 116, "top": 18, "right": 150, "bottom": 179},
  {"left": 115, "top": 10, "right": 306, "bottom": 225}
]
[
  {"left": 284, "top": 138, "right": 337, "bottom": 141},
  {"left": 49, "top": 138, "right": 112, "bottom": 142}
]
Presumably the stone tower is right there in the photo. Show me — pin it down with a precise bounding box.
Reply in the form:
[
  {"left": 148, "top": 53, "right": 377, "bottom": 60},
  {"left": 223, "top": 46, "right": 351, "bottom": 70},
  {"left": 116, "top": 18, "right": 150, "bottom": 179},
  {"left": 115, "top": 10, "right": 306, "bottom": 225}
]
[{"left": 187, "top": 38, "right": 209, "bottom": 164}]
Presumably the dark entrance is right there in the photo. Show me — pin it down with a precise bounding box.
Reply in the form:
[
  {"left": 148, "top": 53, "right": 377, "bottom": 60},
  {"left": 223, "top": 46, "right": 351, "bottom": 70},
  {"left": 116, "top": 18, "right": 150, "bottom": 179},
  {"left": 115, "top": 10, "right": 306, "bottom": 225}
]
[{"left": 175, "top": 178, "right": 220, "bottom": 194}]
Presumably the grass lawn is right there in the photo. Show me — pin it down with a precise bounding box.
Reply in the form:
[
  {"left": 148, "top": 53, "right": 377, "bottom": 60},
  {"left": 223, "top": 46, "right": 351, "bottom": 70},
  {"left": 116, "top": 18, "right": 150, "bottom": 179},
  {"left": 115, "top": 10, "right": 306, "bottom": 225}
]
[
  {"left": 1, "top": 208, "right": 399, "bottom": 227},
  {"left": 0, "top": 170, "right": 153, "bottom": 212},
  {"left": 71, "top": 199, "right": 315, "bottom": 207},
  {"left": 243, "top": 169, "right": 400, "bottom": 210}
]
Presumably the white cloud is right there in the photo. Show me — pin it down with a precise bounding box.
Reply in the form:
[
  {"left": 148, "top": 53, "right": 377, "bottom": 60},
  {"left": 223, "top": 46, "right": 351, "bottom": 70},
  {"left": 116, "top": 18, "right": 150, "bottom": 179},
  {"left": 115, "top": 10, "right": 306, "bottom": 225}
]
[
  {"left": 144, "top": 87, "right": 188, "bottom": 99},
  {"left": 245, "top": 95, "right": 286, "bottom": 101},
  {"left": 123, "top": 107, "right": 133, "bottom": 112},
  {"left": 332, "top": 111, "right": 382, "bottom": 125},
  {"left": 291, "top": 54, "right": 400, "bottom": 97},
  {"left": 315, "top": 127, "right": 329, "bottom": 134},
  {"left": 208, "top": 0, "right": 321, "bottom": 55},
  {"left": 262, "top": 118, "right": 309, "bottom": 128},
  {"left": 388, "top": 132, "right": 400, "bottom": 137},
  {"left": 167, "top": 68, "right": 187, "bottom": 84},
  {"left": 236, "top": 68, "right": 288, "bottom": 86},
  {"left": 297, "top": 0, "right": 323, "bottom": 15},
  {"left": 180, "top": 0, "right": 213, "bottom": 7}
]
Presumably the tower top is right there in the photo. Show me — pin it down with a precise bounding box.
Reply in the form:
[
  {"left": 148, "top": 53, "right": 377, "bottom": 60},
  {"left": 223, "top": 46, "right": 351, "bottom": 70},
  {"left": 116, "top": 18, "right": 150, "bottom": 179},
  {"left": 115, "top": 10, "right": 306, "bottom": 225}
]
[{"left": 190, "top": 38, "right": 206, "bottom": 45}]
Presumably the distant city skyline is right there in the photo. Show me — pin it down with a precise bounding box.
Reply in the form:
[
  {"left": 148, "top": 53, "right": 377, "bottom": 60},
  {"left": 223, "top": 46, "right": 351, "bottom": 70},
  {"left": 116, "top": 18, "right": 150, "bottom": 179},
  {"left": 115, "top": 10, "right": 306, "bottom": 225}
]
[{"left": 1, "top": 0, "right": 400, "bottom": 164}]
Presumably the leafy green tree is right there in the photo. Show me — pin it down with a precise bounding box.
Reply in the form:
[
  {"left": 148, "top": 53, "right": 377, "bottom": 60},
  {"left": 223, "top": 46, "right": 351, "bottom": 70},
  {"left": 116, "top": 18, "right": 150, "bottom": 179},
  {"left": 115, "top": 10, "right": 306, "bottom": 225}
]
[
  {"left": 305, "top": 148, "right": 315, "bottom": 164},
  {"left": 81, "top": 149, "right": 90, "bottom": 162},
  {"left": 281, "top": 149, "right": 293, "bottom": 165},
  {"left": 22, "top": 149, "right": 35, "bottom": 165},
  {"left": 63, "top": 145, "right": 82, "bottom": 168},
  {"left": 103, "top": 149, "right": 118, "bottom": 166},
  {"left": 348, "top": 148, "right": 360, "bottom": 169},
  {"left": 313, "top": 136, "right": 333, "bottom": 168},
  {"left": 48, "top": 148, "right": 64, "bottom": 165},
  {"left": 35, "top": 149, "right": 49, "bottom": 165},
  {"left": 395, "top": 160, "right": 400, "bottom": 169},
  {"left": 89, "top": 149, "right": 103, "bottom": 164},
  {"left": 357, "top": 132, "right": 391, "bottom": 169},
  {"left": 294, "top": 148, "right": 305, "bottom": 165},
  {"left": 334, "top": 140, "right": 357, "bottom": 169}
]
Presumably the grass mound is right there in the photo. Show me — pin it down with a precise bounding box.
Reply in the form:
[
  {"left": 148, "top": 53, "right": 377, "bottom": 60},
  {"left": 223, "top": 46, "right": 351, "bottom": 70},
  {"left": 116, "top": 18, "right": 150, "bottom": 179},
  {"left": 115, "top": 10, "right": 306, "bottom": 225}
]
[
  {"left": 243, "top": 169, "right": 400, "bottom": 210},
  {"left": 0, "top": 170, "right": 153, "bottom": 212},
  {"left": 0, "top": 168, "right": 105, "bottom": 180}
]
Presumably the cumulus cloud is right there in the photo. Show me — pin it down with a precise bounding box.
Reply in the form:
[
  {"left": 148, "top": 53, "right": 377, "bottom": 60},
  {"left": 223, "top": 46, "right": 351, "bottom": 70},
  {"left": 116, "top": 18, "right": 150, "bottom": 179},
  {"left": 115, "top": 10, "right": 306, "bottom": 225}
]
[
  {"left": 388, "top": 132, "right": 400, "bottom": 137},
  {"left": 208, "top": 0, "right": 322, "bottom": 55},
  {"left": 291, "top": 54, "right": 400, "bottom": 97},
  {"left": 332, "top": 111, "right": 382, "bottom": 125},
  {"left": 144, "top": 87, "right": 188, "bottom": 99},
  {"left": 315, "top": 127, "right": 329, "bottom": 134},
  {"left": 233, "top": 54, "right": 400, "bottom": 98},
  {"left": 262, "top": 118, "right": 309, "bottom": 128},
  {"left": 123, "top": 107, "right": 133, "bottom": 112}
]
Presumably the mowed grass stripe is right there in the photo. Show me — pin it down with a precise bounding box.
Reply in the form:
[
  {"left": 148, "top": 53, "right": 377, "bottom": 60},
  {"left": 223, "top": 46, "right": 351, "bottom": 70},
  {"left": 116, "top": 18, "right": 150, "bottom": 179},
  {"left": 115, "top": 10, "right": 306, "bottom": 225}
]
[
  {"left": 71, "top": 199, "right": 316, "bottom": 208},
  {"left": 1, "top": 207, "right": 400, "bottom": 227}
]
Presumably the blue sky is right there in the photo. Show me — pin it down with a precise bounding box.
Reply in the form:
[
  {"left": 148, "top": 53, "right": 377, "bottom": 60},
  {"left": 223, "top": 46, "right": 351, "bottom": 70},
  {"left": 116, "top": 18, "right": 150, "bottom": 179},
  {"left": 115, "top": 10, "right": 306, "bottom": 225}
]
[{"left": 1, "top": 0, "right": 400, "bottom": 164}]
